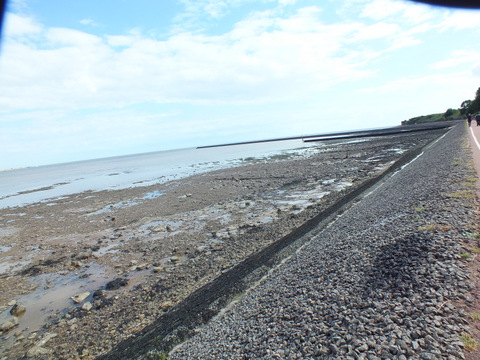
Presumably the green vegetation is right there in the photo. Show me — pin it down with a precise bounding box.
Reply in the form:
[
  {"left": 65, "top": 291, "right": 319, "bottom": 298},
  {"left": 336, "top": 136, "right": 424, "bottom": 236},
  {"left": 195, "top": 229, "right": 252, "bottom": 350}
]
[
  {"left": 414, "top": 206, "right": 425, "bottom": 213},
  {"left": 449, "top": 190, "right": 476, "bottom": 200},
  {"left": 461, "top": 252, "right": 472, "bottom": 259},
  {"left": 460, "top": 333, "right": 479, "bottom": 351},
  {"left": 463, "top": 232, "right": 480, "bottom": 239},
  {"left": 418, "top": 224, "right": 436, "bottom": 232},
  {"left": 404, "top": 86, "right": 480, "bottom": 124},
  {"left": 472, "top": 312, "right": 480, "bottom": 321}
]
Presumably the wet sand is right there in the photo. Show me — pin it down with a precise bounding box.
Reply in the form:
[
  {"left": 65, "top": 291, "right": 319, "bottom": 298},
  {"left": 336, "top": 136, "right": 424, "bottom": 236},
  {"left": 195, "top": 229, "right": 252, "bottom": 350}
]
[{"left": 0, "top": 131, "right": 446, "bottom": 359}]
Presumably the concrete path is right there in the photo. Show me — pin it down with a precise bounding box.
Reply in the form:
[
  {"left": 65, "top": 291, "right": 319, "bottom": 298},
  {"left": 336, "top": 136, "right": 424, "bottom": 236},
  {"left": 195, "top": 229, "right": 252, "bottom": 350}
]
[{"left": 467, "top": 121, "right": 480, "bottom": 188}]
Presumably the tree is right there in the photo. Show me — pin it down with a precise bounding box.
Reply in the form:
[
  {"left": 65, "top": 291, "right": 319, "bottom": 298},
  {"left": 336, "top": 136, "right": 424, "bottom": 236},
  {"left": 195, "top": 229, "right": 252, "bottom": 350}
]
[
  {"left": 467, "top": 87, "right": 480, "bottom": 114},
  {"left": 444, "top": 108, "right": 454, "bottom": 118}
]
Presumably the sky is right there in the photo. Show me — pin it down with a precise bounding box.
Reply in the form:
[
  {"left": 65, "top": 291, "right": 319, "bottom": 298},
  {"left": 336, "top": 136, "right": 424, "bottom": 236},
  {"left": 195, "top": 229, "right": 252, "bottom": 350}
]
[{"left": 1, "top": 0, "right": 480, "bottom": 169}]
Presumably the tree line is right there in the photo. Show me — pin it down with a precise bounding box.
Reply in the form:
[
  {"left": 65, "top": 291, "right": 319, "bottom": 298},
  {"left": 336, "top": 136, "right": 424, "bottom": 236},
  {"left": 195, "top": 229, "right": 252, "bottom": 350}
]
[{"left": 404, "top": 86, "right": 480, "bottom": 125}]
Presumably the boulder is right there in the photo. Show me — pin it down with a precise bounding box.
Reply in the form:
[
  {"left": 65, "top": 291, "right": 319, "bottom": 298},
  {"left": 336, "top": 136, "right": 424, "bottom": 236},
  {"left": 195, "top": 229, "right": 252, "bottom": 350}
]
[
  {"left": 81, "top": 302, "right": 92, "bottom": 311},
  {"left": 10, "top": 303, "right": 26, "bottom": 317},
  {"left": 71, "top": 292, "right": 90, "bottom": 304},
  {"left": 0, "top": 317, "right": 18, "bottom": 333},
  {"left": 105, "top": 278, "right": 129, "bottom": 290},
  {"left": 77, "top": 251, "right": 91, "bottom": 260}
]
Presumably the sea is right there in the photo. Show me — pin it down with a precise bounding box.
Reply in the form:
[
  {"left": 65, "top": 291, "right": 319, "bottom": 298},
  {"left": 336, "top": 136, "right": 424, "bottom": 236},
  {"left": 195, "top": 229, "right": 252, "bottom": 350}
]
[{"left": 0, "top": 139, "right": 323, "bottom": 209}]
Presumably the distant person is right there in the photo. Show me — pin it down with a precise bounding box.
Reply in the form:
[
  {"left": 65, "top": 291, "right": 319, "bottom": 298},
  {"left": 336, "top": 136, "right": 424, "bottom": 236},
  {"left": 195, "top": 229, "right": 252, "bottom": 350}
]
[
  {"left": 476, "top": 113, "right": 480, "bottom": 126},
  {"left": 467, "top": 113, "right": 472, "bottom": 127}
]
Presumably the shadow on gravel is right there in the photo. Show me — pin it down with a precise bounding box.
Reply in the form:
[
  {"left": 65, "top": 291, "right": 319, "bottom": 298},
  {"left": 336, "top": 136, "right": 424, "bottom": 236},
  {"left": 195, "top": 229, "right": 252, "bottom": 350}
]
[{"left": 362, "top": 232, "right": 448, "bottom": 299}]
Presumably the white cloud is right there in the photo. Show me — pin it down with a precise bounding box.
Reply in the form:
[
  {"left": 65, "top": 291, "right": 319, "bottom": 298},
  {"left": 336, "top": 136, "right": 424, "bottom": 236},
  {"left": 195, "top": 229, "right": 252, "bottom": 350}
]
[
  {"left": 204, "top": 1, "right": 229, "bottom": 18},
  {"left": 46, "top": 27, "right": 103, "bottom": 46},
  {"left": 351, "top": 21, "right": 400, "bottom": 40},
  {"left": 433, "top": 50, "right": 480, "bottom": 69},
  {"left": 440, "top": 10, "right": 480, "bottom": 31},
  {"left": 360, "top": 0, "right": 432, "bottom": 23},
  {"left": 0, "top": 7, "right": 381, "bottom": 113},
  {"left": 3, "top": 13, "right": 42, "bottom": 36},
  {"left": 106, "top": 35, "right": 137, "bottom": 47},
  {"left": 79, "top": 18, "right": 101, "bottom": 27}
]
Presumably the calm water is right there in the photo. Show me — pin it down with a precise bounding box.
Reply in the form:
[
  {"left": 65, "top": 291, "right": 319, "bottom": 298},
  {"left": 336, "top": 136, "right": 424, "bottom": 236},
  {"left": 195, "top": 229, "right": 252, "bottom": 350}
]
[{"left": 0, "top": 139, "right": 322, "bottom": 209}]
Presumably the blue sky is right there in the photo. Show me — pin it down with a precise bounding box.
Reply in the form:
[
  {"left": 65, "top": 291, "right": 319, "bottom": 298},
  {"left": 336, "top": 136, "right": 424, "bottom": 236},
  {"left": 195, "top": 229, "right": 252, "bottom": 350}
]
[{"left": 1, "top": 0, "right": 480, "bottom": 169}]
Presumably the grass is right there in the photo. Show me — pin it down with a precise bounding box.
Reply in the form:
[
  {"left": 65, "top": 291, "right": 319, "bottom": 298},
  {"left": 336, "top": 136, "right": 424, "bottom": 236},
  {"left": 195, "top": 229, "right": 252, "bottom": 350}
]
[
  {"left": 471, "top": 312, "right": 480, "bottom": 321},
  {"left": 153, "top": 352, "right": 168, "bottom": 360},
  {"left": 461, "top": 252, "right": 472, "bottom": 259},
  {"left": 469, "top": 247, "right": 480, "bottom": 253},
  {"left": 419, "top": 224, "right": 436, "bottom": 232},
  {"left": 463, "top": 232, "right": 480, "bottom": 239},
  {"left": 232, "top": 291, "right": 246, "bottom": 301},
  {"left": 449, "top": 190, "right": 477, "bottom": 200},
  {"left": 438, "top": 225, "right": 453, "bottom": 232},
  {"left": 460, "top": 333, "right": 479, "bottom": 351}
]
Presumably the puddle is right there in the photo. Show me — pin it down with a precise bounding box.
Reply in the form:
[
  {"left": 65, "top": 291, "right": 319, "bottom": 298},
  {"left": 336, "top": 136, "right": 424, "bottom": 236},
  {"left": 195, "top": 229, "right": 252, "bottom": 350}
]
[
  {"left": 87, "top": 191, "right": 164, "bottom": 216},
  {"left": 141, "top": 191, "right": 164, "bottom": 200},
  {"left": 260, "top": 216, "right": 274, "bottom": 223},
  {"left": 93, "top": 243, "right": 120, "bottom": 256},
  {"left": 333, "top": 181, "right": 353, "bottom": 191},
  {"left": 141, "top": 220, "right": 184, "bottom": 233},
  {"left": 0, "top": 263, "right": 114, "bottom": 354},
  {"left": 0, "top": 260, "right": 31, "bottom": 275},
  {"left": 0, "top": 245, "right": 12, "bottom": 253},
  {"left": 215, "top": 214, "right": 231, "bottom": 225},
  {"left": 389, "top": 148, "right": 405, "bottom": 154},
  {"left": 87, "top": 199, "right": 137, "bottom": 216}
]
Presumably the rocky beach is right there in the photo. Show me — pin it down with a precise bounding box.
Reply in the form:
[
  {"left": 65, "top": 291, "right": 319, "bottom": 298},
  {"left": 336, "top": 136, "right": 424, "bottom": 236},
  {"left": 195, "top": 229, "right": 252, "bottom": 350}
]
[{"left": 1, "top": 124, "right": 479, "bottom": 359}]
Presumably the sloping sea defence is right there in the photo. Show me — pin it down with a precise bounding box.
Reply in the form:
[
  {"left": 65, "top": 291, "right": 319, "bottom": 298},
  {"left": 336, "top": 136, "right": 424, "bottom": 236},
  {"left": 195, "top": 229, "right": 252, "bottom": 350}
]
[
  {"left": 0, "top": 124, "right": 476, "bottom": 359},
  {"left": 168, "top": 123, "right": 480, "bottom": 360}
]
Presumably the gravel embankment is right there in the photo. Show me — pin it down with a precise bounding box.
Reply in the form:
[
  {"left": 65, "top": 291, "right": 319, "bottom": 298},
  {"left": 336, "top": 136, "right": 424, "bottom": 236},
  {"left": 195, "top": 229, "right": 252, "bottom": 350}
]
[{"left": 169, "top": 123, "right": 478, "bottom": 359}]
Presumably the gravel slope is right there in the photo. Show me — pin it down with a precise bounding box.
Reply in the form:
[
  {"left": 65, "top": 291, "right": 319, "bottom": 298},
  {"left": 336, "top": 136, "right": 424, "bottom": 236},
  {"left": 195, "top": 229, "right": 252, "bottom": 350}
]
[{"left": 169, "top": 123, "right": 478, "bottom": 359}]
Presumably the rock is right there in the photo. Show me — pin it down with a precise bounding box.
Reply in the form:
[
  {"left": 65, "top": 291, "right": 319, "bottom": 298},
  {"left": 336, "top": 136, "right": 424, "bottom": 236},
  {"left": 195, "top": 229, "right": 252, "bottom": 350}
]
[
  {"left": 210, "top": 240, "right": 224, "bottom": 251},
  {"left": 356, "top": 343, "right": 369, "bottom": 352},
  {"left": 71, "top": 292, "right": 90, "bottom": 304},
  {"left": 136, "top": 263, "right": 148, "bottom": 271},
  {"left": 71, "top": 260, "right": 83, "bottom": 269},
  {"left": 26, "top": 333, "right": 57, "bottom": 358},
  {"left": 106, "top": 278, "right": 129, "bottom": 290},
  {"left": 93, "top": 289, "right": 107, "bottom": 298},
  {"left": 26, "top": 346, "right": 50, "bottom": 357},
  {"left": 81, "top": 302, "right": 92, "bottom": 311},
  {"left": 166, "top": 225, "right": 173, "bottom": 232},
  {"left": 10, "top": 303, "right": 26, "bottom": 317},
  {"left": 153, "top": 267, "right": 163, "bottom": 273},
  {"left": 161, "top": 301, "right": 173, "bottom": 311},
  {"left": 77, "top": 251, "right": 91, "bottom": 259},
  {"left": 0, "top": 317, "right": 18, "bottom": 333},
  {"left": 151, "top": 226, "right": 165, "bottom": 233},
  {"left": 196, "top": 245, "right": 208, "bottom": 253}
]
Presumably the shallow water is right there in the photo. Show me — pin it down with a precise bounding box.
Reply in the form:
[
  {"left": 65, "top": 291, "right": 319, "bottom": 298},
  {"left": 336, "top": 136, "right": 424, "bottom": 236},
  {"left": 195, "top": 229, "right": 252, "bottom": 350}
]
[{"left": 0, "top": 140, "right": 321, "bottom": 209}]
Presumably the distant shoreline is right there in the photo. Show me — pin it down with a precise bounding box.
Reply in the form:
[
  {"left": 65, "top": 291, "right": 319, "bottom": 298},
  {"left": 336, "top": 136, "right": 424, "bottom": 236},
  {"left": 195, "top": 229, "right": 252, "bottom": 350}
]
[{"left": 0, "top": 167, "right": 28, "bottom": 172}]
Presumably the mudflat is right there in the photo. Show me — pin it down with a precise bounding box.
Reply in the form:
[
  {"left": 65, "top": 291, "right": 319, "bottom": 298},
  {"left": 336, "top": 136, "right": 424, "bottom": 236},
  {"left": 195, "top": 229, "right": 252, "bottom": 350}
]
[{"left": 0, "top": 130, "right": 446, "bottom": 359}]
